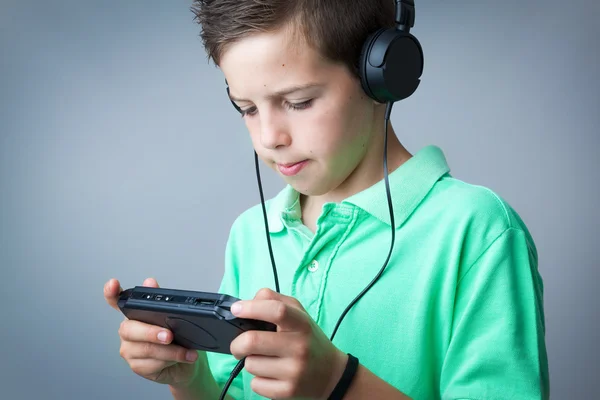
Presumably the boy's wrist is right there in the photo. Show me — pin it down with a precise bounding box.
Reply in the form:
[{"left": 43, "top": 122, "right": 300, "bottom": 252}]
[
  {"left": 323, "top": 350, "right": 352, "bottom": 399},
  {"left": 169, "top": 351, "right": 223, "bottom": 400}
]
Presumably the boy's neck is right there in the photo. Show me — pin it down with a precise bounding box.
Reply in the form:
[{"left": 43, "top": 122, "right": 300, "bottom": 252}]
[{"left": 300, "top": 123, "right": 411, "bottom": 232}]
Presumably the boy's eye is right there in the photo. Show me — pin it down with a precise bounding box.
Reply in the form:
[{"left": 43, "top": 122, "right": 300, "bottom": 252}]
[
  {"left": 240, "top": 106, "right": 257, "bottom": 118},
  {"left": 239, "top": 99, "right": 313, "bottom": 118},
  {"left": 286, "top": 99, "right": 313, "bottom": 111}
]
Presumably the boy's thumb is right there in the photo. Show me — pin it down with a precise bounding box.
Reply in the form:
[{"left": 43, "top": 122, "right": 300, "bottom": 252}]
[{"left": 142, "top": 277, "right": 160, "bottom": 288}]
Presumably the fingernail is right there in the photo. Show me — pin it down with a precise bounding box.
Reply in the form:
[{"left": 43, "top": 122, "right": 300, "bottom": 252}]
[
  {"left": 186, "top": 350, "right": 198, "bottom": 362},
  {"left": 157, "top": 331, "right": 168, "bottom": 342},
  {"left": 231, "top": 302, "right": 242, "bottom": 315}
]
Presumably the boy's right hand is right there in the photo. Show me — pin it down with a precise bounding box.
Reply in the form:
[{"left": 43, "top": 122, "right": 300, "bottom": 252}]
[{"left": 104, "top": 278, "right": 200, "bottom": 388}]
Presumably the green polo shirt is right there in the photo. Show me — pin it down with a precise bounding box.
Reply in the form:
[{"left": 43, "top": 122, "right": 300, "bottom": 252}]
[{"left": 206, "top": 145, "right": 549, "bottom": 400}]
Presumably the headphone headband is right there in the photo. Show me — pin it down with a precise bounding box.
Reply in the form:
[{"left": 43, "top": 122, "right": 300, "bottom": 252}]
[{"left": 395, "top": 0, "right": 415, "bottom": 32}]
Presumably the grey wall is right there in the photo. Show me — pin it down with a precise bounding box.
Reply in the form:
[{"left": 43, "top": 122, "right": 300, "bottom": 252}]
[{"left": 1, "top": 0, "right": 598, "bottom": 399}]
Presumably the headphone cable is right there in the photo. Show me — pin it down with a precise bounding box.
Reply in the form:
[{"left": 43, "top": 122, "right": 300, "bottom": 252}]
[
  {"left": 329, "top": 101, "right": 396, "bottom": 341},
  {"left": 218, "top": 150, "right": 281, "bottom": 400},
  {"left": 219, "top": 101, "right": 396, "bottom": 400}
]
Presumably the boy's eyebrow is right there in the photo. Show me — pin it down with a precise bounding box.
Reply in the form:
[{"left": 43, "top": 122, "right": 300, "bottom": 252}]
[{"left": 228, "top": 83, "right": 323, "bottom": 102}]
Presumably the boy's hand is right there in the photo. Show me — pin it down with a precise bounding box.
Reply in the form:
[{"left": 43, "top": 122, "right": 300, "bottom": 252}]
[
  {"left": 103, "top": 278, "right": 200, "bottom": 388},
  {"left": 229, "top": 288, "right": 348, "bottom": 399}
]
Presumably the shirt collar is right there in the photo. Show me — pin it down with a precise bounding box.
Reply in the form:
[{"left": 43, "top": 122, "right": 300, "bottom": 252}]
[
  {"left": 343, "top": 145, "right": 450, "bottom": 227},
  {"left": 266, "top": 184, "right": 300, "bottom": 233},
  {"left": 265, "top": 145, "right": 451, "bottom": 232}
]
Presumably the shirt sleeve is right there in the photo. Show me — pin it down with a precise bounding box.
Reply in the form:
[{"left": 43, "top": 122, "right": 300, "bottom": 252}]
[
  {"left": 440, "top": 227, "right": 550, "bottom": 400},
  {"left": 205, "top": 221, "right": 245, "bottom": 400}
]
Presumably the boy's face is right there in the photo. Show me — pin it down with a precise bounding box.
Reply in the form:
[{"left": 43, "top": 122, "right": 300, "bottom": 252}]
[{"left": 220, "top": 27, "right": 381, "bottom": 198}]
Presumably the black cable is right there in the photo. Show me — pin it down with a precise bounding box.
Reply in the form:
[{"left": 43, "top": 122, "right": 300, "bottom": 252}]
[
  {"left": 219, "top": 101, "right": 396, "bottom": 399},
  {"left": 255, "top": 151, "right": 281, "bottom": 294},
  {"left": 218, "top": 152, "right": 281, "bottom": 400},
  {"left": 218, "top": 357, "right": 245, "bottom": 400},
  {"left": 329, "top": 101, "right": 395, "bottom": 342}
]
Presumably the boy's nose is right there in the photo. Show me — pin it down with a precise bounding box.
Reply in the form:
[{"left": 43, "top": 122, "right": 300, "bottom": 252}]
[{"left": 260, "top": 115, "right": 291, "bottom": 149}]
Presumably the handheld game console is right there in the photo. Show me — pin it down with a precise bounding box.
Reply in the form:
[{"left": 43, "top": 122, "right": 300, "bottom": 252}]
[{"left": 118, "top": 286, "right": 276, "bottom": 354}]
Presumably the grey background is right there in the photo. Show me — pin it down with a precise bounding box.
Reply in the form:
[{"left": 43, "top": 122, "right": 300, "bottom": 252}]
[{"left": 1, "top": 0, "right": 598, "bottom": 399}]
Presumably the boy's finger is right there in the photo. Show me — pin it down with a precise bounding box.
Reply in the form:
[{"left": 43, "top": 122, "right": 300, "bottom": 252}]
[
  {"left": 142, "top": 277, "right": 160, "bottom": 288},
  {"left": 230, "top": 331, "right": 287, "bottom": 360},
  {"left": 253, "top": 288, "right": 307, "bottom": 312},
  {"left": 119, "top": 319, "right": 174, "bottom": 345},
  {"left": 231, "top": 299, "right": 309, "bottom": 332},
  {"left": 127, "top": 342, "right": 198, "bottom": 364},
  {"left": 104, "top": 278, "right": 123, "bottom": 311}
]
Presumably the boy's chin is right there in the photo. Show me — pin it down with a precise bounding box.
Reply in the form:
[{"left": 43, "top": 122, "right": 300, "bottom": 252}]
[{"left": 288, "top": 180, "right": 334, "bottom": 197}]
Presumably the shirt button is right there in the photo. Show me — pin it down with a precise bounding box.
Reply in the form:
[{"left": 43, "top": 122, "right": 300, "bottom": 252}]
[{"left": 308, "top": 260, "right": 319, "bottom": 272}]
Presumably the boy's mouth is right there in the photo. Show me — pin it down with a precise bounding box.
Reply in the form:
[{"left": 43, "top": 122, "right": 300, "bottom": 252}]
[{"left": 277, "top": 160, "right": 308, "bottom": 176}]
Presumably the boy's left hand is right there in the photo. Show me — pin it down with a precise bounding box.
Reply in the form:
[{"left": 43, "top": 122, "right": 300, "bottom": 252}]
[{"left": 229, "top": 288, "right": 349, "bottom": 399}]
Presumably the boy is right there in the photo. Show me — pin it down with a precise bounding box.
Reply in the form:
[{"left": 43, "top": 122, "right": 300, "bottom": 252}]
[{"left": 104, "top": 0, "right": 549, "bottom": 399}]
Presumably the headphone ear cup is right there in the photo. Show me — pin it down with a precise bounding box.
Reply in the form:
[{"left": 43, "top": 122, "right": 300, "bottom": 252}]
[
  {"left": 359, "top": 28, "right": 387, "bottom": 102},
  {"left": 360, "top": 28, "right": 424, "bottom": 104},
  {"left": 386, "top": 33, "right": 423, "bottom": 100}
]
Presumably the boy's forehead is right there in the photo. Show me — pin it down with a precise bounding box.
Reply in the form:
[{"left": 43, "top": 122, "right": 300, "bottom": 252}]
[{"left": 219, "top": 29, "right": 334, "bottom": 100}]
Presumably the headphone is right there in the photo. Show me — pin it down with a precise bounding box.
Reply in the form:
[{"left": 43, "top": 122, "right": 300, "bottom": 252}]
[
  {"left": 360, "top": 0, "right": 424, "bottom": 103},
  {"left": 225, "top": 0, "right": 423, "bottom": 108}
]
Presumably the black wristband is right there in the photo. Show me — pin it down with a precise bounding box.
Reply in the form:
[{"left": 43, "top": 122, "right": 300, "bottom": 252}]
[{"left": 328, "top": 353, "right": 359, "bottom": 400}]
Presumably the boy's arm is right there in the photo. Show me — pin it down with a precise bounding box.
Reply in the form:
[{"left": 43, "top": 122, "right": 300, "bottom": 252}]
[
  {"left": 341, "top": 227, "right": 549, "bottom": 400},
  {"left": 337, "top": 364, "right": 413, "bottom": 400},
  {"left": 439, "top": 227, "right": 549, "bottom": 400}
]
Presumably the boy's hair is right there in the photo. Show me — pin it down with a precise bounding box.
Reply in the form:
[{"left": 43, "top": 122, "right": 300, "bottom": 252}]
[{"left": 191, "top": 0, "right": 395, "bottom": 78}]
